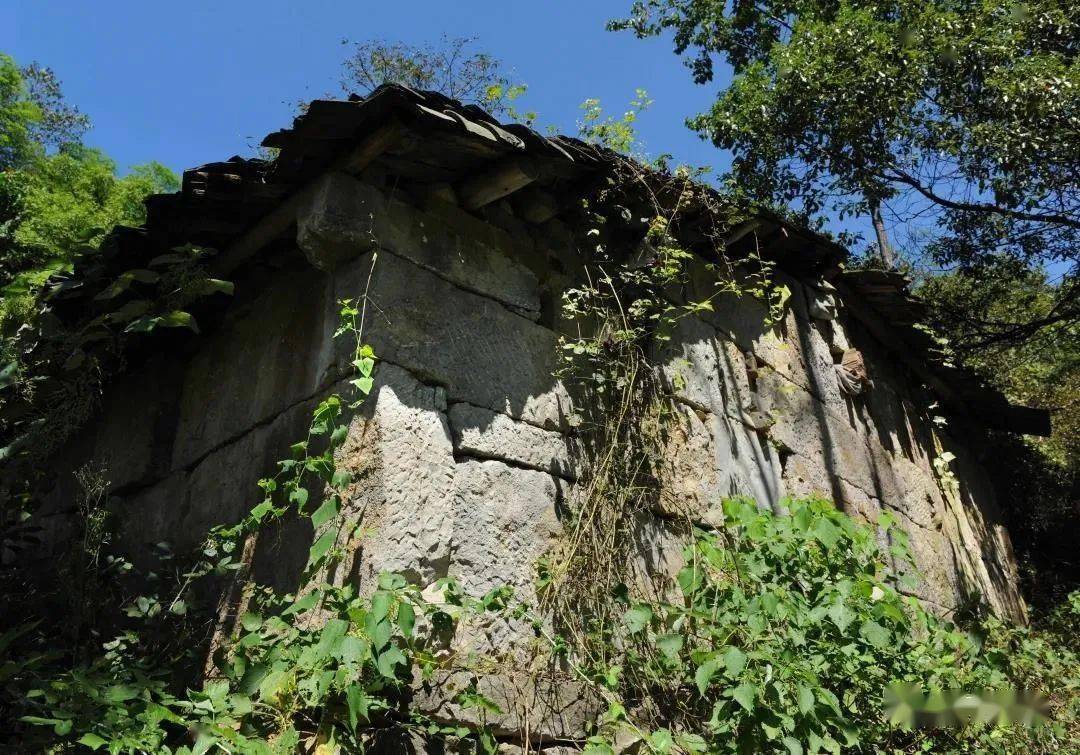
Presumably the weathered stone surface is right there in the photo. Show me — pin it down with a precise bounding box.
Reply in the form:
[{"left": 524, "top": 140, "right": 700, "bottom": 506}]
[
  {"left": 449, "top": 459, "right": 562, "bottom": 601},
  {"left": 448, "top": 401, "right": 577, "bottom": 479},
  {"left": 333, "top": 363, "right": 457, "bottom": 589},
  {"left": 89, "top": 354, "right": 183, "bottom": 492},
  {"left": 333, "top": 249, "right": 571, "bottom": 430},
  {"left": 891, "top": 511, "right": 961, "bottom": 609},
  {"left": 755, "top": 368, "right": 881, "bottom": 499},
  {"left": 625, "top": 511, "right": 688, "bottom": 602},
  {"left": 171, "top": 266, "right": 332, "bottom": 470},
  {"left": 39, "top": 151, "right": 1031, "bottom": 715},
  {"left": 497, "top": 745, "right": 582, "bottom": 755},
  {"left": 656, "top": 403, "right": 726, "bottom": 519},
  {"left": 113, "top": 473, "right": 189, "bottom": 568},
  {"left": 415, "top": 668, "right": 599, "bottom": 741},
  {"left": 299, "top": 173, "right": 541, "bottom": 317},
  {"left": 935, "top": 438, "right": 1027, "bottom": 621},
  {"left": 655, "top": 315, "right": 753, "bottom": 420},
  {"left": 658, "top": 401, "right": 784, "bottom": 516},
  {"left": 132, "top": 392, "right": 315, "bottom": 559}
]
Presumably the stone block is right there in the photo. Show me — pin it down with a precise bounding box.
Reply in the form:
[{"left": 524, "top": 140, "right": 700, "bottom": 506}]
[
  {"left": 171, "top": 266, "right": 333, "bottom": 470},
  {"left": 448, "top": 402, "right": 578, "bottom": 479},
  {"left": 415, "top": 668, "right": 599, "bottom": 742},
  {"left": 182, "top": 396, "right": 315, "bottom": 554},
  {"left": 449, "top": 459, "right": 562, "bottom": 602},
  {"left": 656, "top": 402, "right": 727, "bottom": 519},
  {"left": 114, "top": 473, "right": 189, "bottom": 564},
  {"left": 655, "top": 315, "right": 753, "bottom": 419},
  {"left": 892, "top": 513, "right": 961, "bottom": 610},
  {"left": 755, "top": 368, "right": 879, "bottom": 500},
  {"left": 298, "top": 173, "right": 541, "bottom": 317},
  {"left": 334, "top": 250, "right": 571, "bottom": 430},
  {"left": 333, "top": 363, "right": 457, "bottom": 589},
  {"left": 89, "top": 354, "right": 184, "bottom": 492}
]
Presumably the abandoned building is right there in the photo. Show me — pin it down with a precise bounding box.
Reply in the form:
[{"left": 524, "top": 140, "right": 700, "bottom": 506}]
[{"left": 22, "top": 83, "right": 1050, "bottom": 736}]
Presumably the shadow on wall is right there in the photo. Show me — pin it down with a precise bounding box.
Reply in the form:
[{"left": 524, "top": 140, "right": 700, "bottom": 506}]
[{"left": 35, "top": 186, "right": 1026, "bottom": 629}]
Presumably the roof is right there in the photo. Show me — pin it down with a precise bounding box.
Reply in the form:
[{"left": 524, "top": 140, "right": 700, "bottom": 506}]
[{"left": 50, "top": 83, "right": 1050, "bottom": 437}]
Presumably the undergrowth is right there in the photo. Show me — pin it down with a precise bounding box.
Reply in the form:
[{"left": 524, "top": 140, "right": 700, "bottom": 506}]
[
  {"left": 548, "top": 498, "right": 1079, "bottom": 754},
  {"left": 0, "top": 103, "right": 1075, "bottom": 754}
]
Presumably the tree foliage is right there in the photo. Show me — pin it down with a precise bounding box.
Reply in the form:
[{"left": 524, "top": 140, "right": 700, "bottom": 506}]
[
  {"left": 0, "top": 52, "right": 178, "bottom": 342},
  {"left": 612, "top": 0, "right": 1079, "bottom": 605},
  {"left": 338, "top": 35, "right": 526, "bottom": 116},
  {"left": 611, "top": 0, "right": 1079, "bottom": 322},
  {"left": 0, "top": 52, "right": 89, "bottom": 170}
]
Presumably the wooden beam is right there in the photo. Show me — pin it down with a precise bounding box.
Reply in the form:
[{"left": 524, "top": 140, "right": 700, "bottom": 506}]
[
  {"left": 457, "top": 156, "right": 540, "bottom": 211},
  {"left": 211, "top": 119, "right": 407, "bottom": 276}
]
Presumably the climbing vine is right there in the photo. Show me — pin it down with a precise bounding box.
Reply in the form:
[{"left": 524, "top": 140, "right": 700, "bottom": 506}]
[
  {"left": 525, "top": 105, "right": 1079, "bottom": 754},
  {"left": 4, "top": 253, "right": 507, "bottom": 753},
  {"left": 1, "top": 94, "right": 1076, "bottom": 754}
]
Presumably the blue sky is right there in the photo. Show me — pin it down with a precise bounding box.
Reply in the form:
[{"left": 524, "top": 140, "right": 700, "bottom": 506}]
[{"left": 4, "top": 1, "right": 732, "bottom": 179}]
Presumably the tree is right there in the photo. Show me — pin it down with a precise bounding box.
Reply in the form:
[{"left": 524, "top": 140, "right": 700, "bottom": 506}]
[
  {"left": 611, "top": 1, "right": 1080, "bottom": 605},
  {"left": 610, "top": 0, "right": 1079, "bottom": 298},
  {"left": 0, "top": 53, "right": 88, "bottom": 170},
  {"left": 0, "top": 53, "right": 177, "bottom": 337},
  {"left": 338, "top": 35, "right": 526, "bottom": 116}
]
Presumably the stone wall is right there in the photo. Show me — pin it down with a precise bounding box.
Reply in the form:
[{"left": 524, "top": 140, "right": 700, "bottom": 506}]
[{"left": 39, "top": 171, "right": 1027, "bottom": 734}]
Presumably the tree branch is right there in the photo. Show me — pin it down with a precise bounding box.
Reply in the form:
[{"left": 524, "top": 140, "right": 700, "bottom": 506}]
[{"left": 881, "top": 168, "right": 1080, "bottom": 230}]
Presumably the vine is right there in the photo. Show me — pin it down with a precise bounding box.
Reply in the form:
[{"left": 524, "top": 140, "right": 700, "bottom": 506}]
[
  {"left": 6, "top": 251, "right": 506, "bottom": 753},
  {"left": 523, "top": 103, "right": 1078, "bottom": 753}
]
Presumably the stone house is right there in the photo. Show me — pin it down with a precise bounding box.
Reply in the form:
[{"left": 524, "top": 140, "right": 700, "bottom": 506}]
[{"left": 37, "top": 83, "right": 1044, "bottom": 649}]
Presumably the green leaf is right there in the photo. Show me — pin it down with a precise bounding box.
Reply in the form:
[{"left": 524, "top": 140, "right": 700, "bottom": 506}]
[
  {"left": 353, "top": 356, "right": 375, "bottom": 377},
  {"left": 352, "top": 376, "right": 374, "bottom": 395},
  {"left": 0, "top": 361, "right": 17, "bottom": 390},
  {"left": 859, "top": 620, "right": 891, "bottom": 649},
  {"left": 782, "top": 736, "right": 803, "bottom": 755},
  {"left": 367, "top": 617, "right": 392, "bottom": 652},
  {"left": 827, "top": 602, "right": 854, "bottom": 633},
  {"left": 676, "top": 733, "right": 707, "bottom": 753},
  {"left": 330, "top": 425, "right": 349, "bottom": 446},
  {"left": 648, "top": 728, "right": 675, "bottom": 753},
  {"left": 331, "top": 469, "right": 352, "bottom": 488},
  {"left": 370, "top": 591, "right": 392, "bottom": 623},
  {"left": 315, "top": 619, "right": 349, "bottom": 661},
  {"left": 338, "top": 635, "right": 370, "bottom": 666},
  {"left": 106, "top": 298, "right": 152, "bottom": 324},
  {"left": 797, "top": 684, "right": 815, "bottom": 715},
  {"left": 77, "top": 733, "right": 107, "bottom": 750},
  {"left": 723, "top": 645, "right": 747, "bottom": 678},
  {"left": 732, "top": 683, "right": 756, "bottom": 713},
  {"left": 200, "top": 278, "right": 234, "bottom": 296},
  {"left": 240, "top": 612, "right": 262, "bottom": 632},
  {"left": 289, "top": 486, "right": 309, "bottom": 508},
  {"left": 655, "top": 632, "right": 683, "bottom": 659},
  {"left": 623, "top": 605, "right": 652, "bottom": 633},
  {"left": 345, "top": 683, "right": 370, "bottom": 731},
  {"left": 307, "top": 528, "right": 337, "bottom": 566},
  {"left": 398, "top": 601, "right": 416, "bottom": 638},
  {"left": 310, "top": 497, "right": 339, "bottom": 529},
  {"left": 105, "top": 684, "right": 138, "bottom": 702},
  {"left": 283, "top": 591, "right": 319, "bottom": 616},
  {"left": 124, "top": 310, "right": 200, "bottom": 335},
  {"left": 695, "top": 658, "right": 719, "bottom": 696},
  {"left": 813, "top": 517, "right": 841, "bottom": 549},
  {"left": 376, "top": 646, "right": 407, "bottom": 678},
  {"left": 157, "top": 309, "right": 199, "bottom": 332}
]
